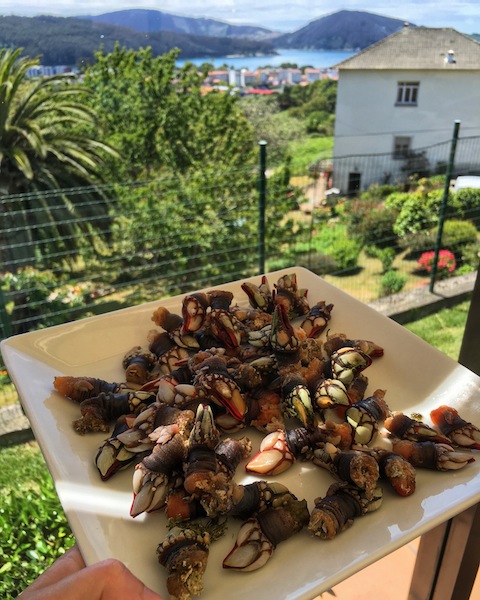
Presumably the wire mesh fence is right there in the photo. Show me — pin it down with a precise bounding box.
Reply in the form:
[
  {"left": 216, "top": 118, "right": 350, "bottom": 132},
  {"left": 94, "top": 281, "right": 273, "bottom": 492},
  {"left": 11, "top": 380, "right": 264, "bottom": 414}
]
[
  {"left": 331, "top": 134, "right": 480, "bottom": 193},
  {"left": 1, "top": 137, "right": 479, "bottom": 412}
]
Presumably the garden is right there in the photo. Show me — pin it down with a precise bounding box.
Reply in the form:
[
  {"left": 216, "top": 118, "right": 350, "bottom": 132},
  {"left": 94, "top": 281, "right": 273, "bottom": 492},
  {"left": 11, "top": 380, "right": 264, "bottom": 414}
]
[
  {"left": 0, "top": 48, "right": 479, "bottom": 597},
  {"left": 267, "top": 175, "right": 480, "bottom": 303}
]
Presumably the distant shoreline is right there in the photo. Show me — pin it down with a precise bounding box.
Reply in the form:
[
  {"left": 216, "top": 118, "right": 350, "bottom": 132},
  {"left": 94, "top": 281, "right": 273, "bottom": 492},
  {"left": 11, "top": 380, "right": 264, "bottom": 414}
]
[
  {"left": 176, "top": 48, "right": 356, "bottom": 70},
  {"left": 224, "top": 52, "right": 279, "bottom": 59}
]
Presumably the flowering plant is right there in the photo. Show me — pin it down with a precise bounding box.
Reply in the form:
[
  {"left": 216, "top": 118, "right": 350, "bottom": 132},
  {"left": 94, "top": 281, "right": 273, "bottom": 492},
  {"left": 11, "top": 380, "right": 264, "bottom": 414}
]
[
  {"left": 0, "top": 369, "right": 11, "bottom": 385},
  {"left": 418, "top": 249, "right": 456, "bottom": 277},
  {"left": 1, "top": 267, "right": 100, "bottom": 332}
]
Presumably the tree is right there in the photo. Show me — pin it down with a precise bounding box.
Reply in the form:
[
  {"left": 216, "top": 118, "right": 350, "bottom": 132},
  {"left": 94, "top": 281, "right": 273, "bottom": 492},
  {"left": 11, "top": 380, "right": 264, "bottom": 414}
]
[
  {"left": 0, "top": 48, "right": 119, "bottom": 272},
  {"left": 239, "top": 95, "right": 305, "bottom": 164},
  {"left": 82, "top": 45, "right": 301, "bottom": 289},
  {"left": 82, "top": 44, "right": 176, "bottom": 180},
  {"left": 83, "top": 44, "right": 256, "bottom": 180},
  {"left": 278, "top": 78, "right": 337, "bottom": 117}
]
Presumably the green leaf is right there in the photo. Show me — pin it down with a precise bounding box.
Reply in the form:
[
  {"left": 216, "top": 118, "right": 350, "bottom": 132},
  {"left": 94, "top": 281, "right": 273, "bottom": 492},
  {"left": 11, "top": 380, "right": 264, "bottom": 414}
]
[{"left": 0, "top": 562, "right": 12, "bottom": 574}]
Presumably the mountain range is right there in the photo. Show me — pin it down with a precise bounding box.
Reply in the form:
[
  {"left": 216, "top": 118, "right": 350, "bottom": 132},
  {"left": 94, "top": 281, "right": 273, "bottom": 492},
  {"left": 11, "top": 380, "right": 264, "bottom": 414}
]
[
  {"left": 80, "top": 9, "right": 275, "bottom": 40},
  {"left": 81, "top": 8, "right": 413, "bottom": 49},
  {"left": 0, "top": 15, "right": 275, "bottom": 66},
  {"left": 0, "top": 9, "right": 420, "bottom": 66},
  {"left": 275, "top": 10, "right": 414, "bottom": 50}
]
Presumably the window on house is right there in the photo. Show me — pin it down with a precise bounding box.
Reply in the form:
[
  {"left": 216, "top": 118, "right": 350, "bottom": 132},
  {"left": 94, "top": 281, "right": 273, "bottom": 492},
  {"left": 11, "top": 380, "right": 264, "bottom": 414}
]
[
  {"left": 393, "top": 136, "right": 411, "bottom": 159},
  {"left": 396, "top": 82, "right": 419, "bottom": 106}
]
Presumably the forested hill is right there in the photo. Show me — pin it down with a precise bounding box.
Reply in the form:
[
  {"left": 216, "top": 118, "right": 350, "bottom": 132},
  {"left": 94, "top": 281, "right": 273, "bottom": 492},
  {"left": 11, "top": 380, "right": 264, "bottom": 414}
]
[
  {"left": 83, "top": 8, "right": 413, "bottom": 50},
  {"left": 80, "top": 9, "right": 275, "bottom": 39},
  {"left": 274, "top": 10, "right": 415, "bottom": 50},
  {"left": 0, "top": 15, "right": 276, "bottom": 66},
  {"left": 1, "top": 10, "right": 446, "bottom": 66}
]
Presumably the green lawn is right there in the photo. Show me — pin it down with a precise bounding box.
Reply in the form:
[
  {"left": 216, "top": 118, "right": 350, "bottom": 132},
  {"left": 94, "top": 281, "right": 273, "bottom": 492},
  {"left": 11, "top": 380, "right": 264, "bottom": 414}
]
[
  {"left": 0, "top": 443, "right": 75, "bottom": 599},
  {"left": 324, "top": 249, "right": 430, "bottom": 304},
  {"left": 288, "top": 135, "right": 333, "bottom": 170},
  {"left": 403, "top": 298, "right": 471, "bottom": 361}
]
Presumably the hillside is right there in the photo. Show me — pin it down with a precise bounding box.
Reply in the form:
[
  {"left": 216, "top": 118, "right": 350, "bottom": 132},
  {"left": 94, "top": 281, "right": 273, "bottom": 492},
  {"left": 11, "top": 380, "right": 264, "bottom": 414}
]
[
  {"left": 275, "top": 10, "right": 415, "bottom": 50},
  {"left": 80, "top": 9, "right": 275, "bottom": 40},
  {"left": 0, "top": 10, "right": 424, "bottom": 66},
  {"left": 0, "top": 15, "right": 276, "bottom": 66}
]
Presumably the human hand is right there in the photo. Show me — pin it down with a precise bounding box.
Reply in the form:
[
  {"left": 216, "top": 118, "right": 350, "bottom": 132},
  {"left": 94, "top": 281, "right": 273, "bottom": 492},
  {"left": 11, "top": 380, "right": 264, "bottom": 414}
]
[{"left": 18, "top": 544, "right": 164, "bottom": 600}]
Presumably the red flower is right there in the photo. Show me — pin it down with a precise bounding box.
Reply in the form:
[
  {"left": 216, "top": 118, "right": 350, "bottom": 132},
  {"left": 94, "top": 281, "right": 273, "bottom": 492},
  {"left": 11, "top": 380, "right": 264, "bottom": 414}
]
[{"left": 418, "top": 249, "right": 456, "bottom": 276}]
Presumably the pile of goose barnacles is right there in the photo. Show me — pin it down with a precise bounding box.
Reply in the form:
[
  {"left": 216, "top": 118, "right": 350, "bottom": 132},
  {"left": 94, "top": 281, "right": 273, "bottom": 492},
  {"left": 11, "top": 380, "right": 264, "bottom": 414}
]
[{"left": 53, "top": 272, "right": 479, "bottom": 600}]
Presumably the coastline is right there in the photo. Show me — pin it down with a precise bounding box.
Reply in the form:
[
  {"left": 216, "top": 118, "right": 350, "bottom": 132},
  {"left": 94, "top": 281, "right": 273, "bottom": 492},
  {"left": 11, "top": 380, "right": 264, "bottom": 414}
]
[{"left": 176, "top": 48, "right": 355, "bottom": 69}]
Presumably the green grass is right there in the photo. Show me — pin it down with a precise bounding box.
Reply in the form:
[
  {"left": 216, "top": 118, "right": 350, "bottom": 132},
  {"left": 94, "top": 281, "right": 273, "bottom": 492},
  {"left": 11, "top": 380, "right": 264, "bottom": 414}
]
[
  {"left": 288, "top": 135, "right": 333, "bottom": 170},
  {"left": 0, "top": 442, "right": 48, "bottom": 488},
  {"left": 403, "top": 299, "right": 471, "bottom": 360},
  {"left": 323, "top": 249, "right": 430, "bottom": 304},
  {"left": 0, "top": 442, "right": 75, "bottom": 599},
  {"left": 0, "top": 383, "right": 18, "bottom": 408},
  {"left": 280, "top": 210, "right": 433, "bottom": 304}
]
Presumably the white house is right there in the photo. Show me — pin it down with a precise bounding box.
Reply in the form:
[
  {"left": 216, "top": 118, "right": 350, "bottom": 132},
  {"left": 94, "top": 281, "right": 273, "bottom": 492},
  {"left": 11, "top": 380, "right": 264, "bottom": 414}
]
[
  {"left": 305, "top": 68, "right": 322, "bottom": 82},
  {"left": 26, "top": 65, "right": 71, "bottom": 77},
  {"left": 332, "top": 25, "right": 480, "bottom": 193}
]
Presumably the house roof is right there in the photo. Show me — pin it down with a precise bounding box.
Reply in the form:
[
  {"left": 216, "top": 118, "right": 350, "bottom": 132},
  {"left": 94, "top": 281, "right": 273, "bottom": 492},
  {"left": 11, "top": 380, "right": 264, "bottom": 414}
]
[
  {"left": 246, "top": 88, "right": 276, "bottom": 95},
  {"left": 336, "top": 25, "right": 480, "bottom": 70}
]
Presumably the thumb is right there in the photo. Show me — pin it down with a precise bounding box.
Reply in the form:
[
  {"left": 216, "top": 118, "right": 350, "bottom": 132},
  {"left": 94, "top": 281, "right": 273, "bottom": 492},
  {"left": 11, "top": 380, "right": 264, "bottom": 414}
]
[
  {"left": 64, "top": 558, "right": 164, "bottom": 600},
  {"left": 19, "top": 555, "right": 164, "bottom": 600}
]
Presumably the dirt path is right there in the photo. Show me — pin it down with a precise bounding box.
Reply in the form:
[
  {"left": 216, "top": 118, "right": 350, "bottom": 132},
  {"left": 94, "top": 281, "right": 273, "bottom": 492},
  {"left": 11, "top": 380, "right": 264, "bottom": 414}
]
[{"left": 298, "top": 175, "right": 328, "bottom": 212}]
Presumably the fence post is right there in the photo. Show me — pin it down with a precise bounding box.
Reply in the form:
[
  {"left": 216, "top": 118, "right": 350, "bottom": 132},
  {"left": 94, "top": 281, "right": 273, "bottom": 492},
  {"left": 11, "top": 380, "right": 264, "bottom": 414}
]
[
  {"left": 0, "top": 286, "right": 12, "bottom": 339},
  {"left": 258, "top": 140, "right": 267, "bottom": 275},
  {"left": 429, "top": 120, "right": 461, "bottom": 293}
]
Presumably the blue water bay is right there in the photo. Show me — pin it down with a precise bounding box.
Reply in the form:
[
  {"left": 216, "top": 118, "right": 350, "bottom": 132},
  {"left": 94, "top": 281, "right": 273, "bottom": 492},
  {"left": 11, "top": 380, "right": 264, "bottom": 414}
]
[{"left": 176, "top": 48, "right": 355, "bottom": 70}]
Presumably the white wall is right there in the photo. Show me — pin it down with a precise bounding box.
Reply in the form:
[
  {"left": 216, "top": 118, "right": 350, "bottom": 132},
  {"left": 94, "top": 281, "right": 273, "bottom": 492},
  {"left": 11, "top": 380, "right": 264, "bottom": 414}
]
[{"left": 333, "top": 69, "right": 480, "bottom": 192}]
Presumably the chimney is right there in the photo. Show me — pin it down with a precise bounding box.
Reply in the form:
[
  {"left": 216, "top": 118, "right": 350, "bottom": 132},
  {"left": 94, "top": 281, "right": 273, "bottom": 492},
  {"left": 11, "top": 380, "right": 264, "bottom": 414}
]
[{"left": 445, "top": 49, "right": 456, "bottom": 64}]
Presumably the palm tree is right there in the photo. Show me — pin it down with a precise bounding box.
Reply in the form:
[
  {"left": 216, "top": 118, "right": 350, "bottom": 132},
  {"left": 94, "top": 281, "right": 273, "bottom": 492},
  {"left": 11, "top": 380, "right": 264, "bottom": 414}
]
[{"left": 0, "top": 48, "right": 120, "bottom": 272}]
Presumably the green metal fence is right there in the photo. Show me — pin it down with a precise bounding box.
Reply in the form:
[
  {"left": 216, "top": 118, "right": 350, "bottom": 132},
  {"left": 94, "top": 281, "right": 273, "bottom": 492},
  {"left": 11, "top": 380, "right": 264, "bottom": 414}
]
[{"left": 1, "top": 136, "right": 480, "bottom": 411}]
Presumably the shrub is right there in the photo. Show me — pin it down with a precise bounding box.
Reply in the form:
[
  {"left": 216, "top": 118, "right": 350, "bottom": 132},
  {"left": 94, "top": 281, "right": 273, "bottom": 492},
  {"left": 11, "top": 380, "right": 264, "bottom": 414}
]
[
  {"left": 360, "top": 183, "right": 401, "bottom": 201},
  {"left": 309, "top": 223, "right": 348, "bottom": 253},
  {"left": 305, "top": 111, "right": 334, "bottom": 135},
  {"left": 367, "top": 246, "right": 396, "bottom": 273},
  {"left": 330, "top": 238, "right": 362, "bottom": 271},
  {"left": 454, "top": 188, "right": 480, "bottom": 226},
  {"left": 1, "top": 266, "right": 97, "bottom": 334},
  {"left": 398, "top": 230, "right": 434, "bottom": 255},
  {"left": 417, "top": 249, "right": 456, "bottom": 278},
  {"left": 266, "top": 256, "right": 296, "bottom": 272},
  {"left": 455, "top": 187, "right": 480, "bottom": 204},
  {"left": 384, "top": 191, "right": 411, "bottom": 210},
  {"left": 296, "top": 252, "right": 338, "bottom": 275},
  {"left": 0, "top": 369, "right": 11, "bottom": 385},
  {"left": 379, "top": 270, "right": 407, "bottom": 296},
  {"left": 427, "top": 173, "right": 447, "bottom": 186},
  {"left": 399, "top": 219, "right": 478, "bottom": 257},
  {"left": 433, "top": 219, "right": 478, "bottom": 257},
  {"left": 278, "top": 223, "right": 361, "bottom": 274},
  {"left": 401, "top": 150, "right": 430, "bottom": 179},
  {"left": 344, "top": 198, "right": 398, "bottom": 248},
  {"left": 389, "top": 190, "right": 444, "bottom": 236},
  {"left": 294, "top": 224, "right": 361, "bottom": 273},
  {"left": 409, "top": 176, "right": 444, "bottom": 195},
  {"left": 456, "top": 263, "right": 475, "bottom": 275},
  {"left": 459, "top": 241, "right": 480, "bottom": 270}
]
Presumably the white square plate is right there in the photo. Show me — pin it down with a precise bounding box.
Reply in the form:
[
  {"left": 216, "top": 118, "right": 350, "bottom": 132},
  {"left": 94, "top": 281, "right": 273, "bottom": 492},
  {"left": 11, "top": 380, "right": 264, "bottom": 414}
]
[{"left": 2, "top": 267, "right": 480, "bottom": 600}]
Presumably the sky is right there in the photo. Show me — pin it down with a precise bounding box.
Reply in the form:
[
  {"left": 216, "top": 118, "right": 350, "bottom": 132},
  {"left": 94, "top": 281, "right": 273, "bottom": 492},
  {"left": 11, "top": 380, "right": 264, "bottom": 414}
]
[{"left": 1, "top": 0, "right": 480, "bottom": 34}]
